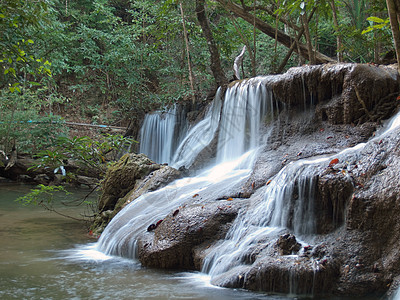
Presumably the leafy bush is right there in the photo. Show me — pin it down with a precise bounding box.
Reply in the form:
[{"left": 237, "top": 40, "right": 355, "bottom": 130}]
[
  {"left": 32, "top": 134, "right": 136, "bottom": 176},
  {"left": 0, "top": 89, "right": 67, "bottom": 154}
]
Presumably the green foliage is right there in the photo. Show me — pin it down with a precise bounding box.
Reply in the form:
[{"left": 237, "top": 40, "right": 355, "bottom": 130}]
[
  {"left": 16, "top": 184, "right": 70, "bottom": 206},
  {"left": 0, "top": 88, "right": 67, "bottom": 153},
  {"left": 0, "top": 0, "right": 52, "bottom": 92},
  {"left": 32, "top": 134, "right": 136, "bottom": 175},
  {"left": 1, "top": 0, "right": 397, "bottom": 128},
  {"left": 362, "top": 16, "right": 390, "bottom": 34}
]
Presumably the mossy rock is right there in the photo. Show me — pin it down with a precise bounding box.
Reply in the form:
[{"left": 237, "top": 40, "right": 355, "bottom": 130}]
[{"left": 98, "top": 153, "right": 160, "bottom": 211}]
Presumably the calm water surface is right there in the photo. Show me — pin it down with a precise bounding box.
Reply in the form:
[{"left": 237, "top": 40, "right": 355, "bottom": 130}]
[{"left": 0, "top": 183, "right": 292, "bottom": 300}]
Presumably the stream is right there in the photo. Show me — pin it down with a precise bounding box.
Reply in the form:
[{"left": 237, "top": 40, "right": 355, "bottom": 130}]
[{"left": 0, "top": 182, "right": 291, "bottom": 299}]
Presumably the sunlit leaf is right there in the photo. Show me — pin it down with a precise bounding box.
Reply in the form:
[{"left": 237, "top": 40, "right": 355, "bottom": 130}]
[
  {"left": 367, "top": 16, "right": 385, "bottom": 23},
  {"left": 329, "top": 158, "right": 339, "bottom": 167}
]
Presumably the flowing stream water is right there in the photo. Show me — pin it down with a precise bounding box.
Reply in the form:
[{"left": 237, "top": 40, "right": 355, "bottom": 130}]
[{"left": 394, "top": 288, "right": 400, "bottom": 300}]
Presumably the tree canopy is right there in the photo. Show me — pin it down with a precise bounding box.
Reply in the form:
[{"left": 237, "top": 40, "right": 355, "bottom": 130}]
[{"left": 0, "top": 0, "right": 397, "bottom": 157}]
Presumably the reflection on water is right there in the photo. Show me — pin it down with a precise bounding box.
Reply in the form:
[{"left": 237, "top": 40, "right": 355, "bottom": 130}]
[{"left": 0, "top": 182, "right": 290, "bottom": 300}]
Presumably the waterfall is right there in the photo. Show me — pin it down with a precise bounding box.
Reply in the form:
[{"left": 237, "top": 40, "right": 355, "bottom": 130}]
[
  {"left": 97, "top": 78, "right": 275, "bottom": 259},
  {"left": 394, "top": 287, "right": 400, "bottom": 300},
  {"left": 201, "top": 107, "right": 400, "bottom": 283},
  {"left": 171, "top": 88, "right": 223, "bottom": 169},
  {"left": 202, "top": 144, "right": 365, "bottom": 277},
  {"left": 96, "top": 150, "right": 258, "bottom": 259},
  {"left": 216, "top": 77, "right": 275, "bottom": 163},
  {"left": 139, "top": 106, "right": 186, "bottom": 164},
  {"left": 97, "top": 70, "right": 400, "bottom": 295}
]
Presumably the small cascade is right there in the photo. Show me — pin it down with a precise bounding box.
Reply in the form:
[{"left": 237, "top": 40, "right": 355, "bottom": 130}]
[
  {"left": 139, "top": 106, "right": 187, "bottom": 164},
  {"left": 171, "top": 89, "right": 223, "bottom": 169},
  {"left": 202, "top": 110, "right": 400, "bottom": 290},
  {"left": 265, "top": 158, "right": 323, "bottom": 235},
  {"left": 96, "top": 150, "right": 258, "bottom": 259},
  {"left": 202, "top": 147, "right": 365, "bottom": 278},
  {"left": 216, "top": 77, "right": 275, "bottom": 163}
]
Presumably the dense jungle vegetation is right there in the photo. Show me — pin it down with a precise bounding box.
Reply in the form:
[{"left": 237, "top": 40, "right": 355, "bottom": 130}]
[{"left": 0, "top": 0, "right": 398, "bottom": 170}]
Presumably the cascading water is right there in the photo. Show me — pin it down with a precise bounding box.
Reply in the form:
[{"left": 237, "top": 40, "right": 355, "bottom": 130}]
[
  {"left": 217, "top": 78, "right": 275, "bottom": 163},
  {"left": 202, "top": 109, "right": 400, "bottom": 286},
  {"left": 139, "top": 106, "right": 187, "bottom": 164},
  {"left": 95, "top": 70, "right": 400, "bottom": 296},
  {"left": 171, "top": 88, "right": 223, "bottom": 169},
  {"left": 96, "top": 78, "right": 275, "bottom": 259},
  {"left": 201, "top": 144, "right": 365, "bottom": 278},
  {"left": 139, "top": 107, "right": 176, "bottom": 164},
  {"left": 394, "top": 287, "right": 400, "bottom": 300}
]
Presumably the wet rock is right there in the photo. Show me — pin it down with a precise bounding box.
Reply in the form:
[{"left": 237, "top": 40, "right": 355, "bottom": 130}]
[
  {"left": 137, "top": 201, "right": 246, "bottom": 270},
  {"left": 211, "top": 253, "right": 340, "bottom": 296},
  {"left": 114, "top": 165, "right": 183, "bottom": 212},
  {"left": 73, "top": 175, "right": 98, "bottom": 188},
  {"left": 269, "top": 63, "right": 399, "bottom": 125},
  {"left": 276, "top": 233, "right": 301, "bottom": 255},
  {"left": 386, "top": 275, "right": 400, "bottom": 299},
  {"left": 91, "top": 210, "right": 114, "bottom": 236},
  {"left": 315, "top": 171, "right": 354, "bottom": 233},
  {"left": 33, "top": 174, "right": 51, "bottom": 184},
  {"left": 210, "top": 266, "right": 251, "bottom": 288},
  {"left": 93, "top": 162, "right": 182, "bottom": 235}
]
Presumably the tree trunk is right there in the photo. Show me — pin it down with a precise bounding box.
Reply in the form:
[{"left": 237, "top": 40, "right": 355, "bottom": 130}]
[
  {"left": 386, "top": 0, "right": 400, "bottom": 73},
  {"left": 229, "top": 15, "right": 256, "bottom": 76},
  {"left": 214, "top": 0, "right": 334, "bottom": 64},
  {"left": 233, "top": 45, "right": 246, "bottom": 79},
  {"left": 330, "top": 0, "right": 343, "bottom": 62},
  {"left": 301, "top": 11, "right": 316, "bottom": 65},
  {"left": 252, "top": 0, "right": 257, "bottom": 76},
  {"left": 276, "top": 7, "right": 316, "bottom": 73},
  {"left": 195, "top": 0, "right": 228, "bottom": 86},
  {"left": 277, "top": 27, "right": 305, "bottom": 73},
  {"left": 179, "top": 3, "right": 196, "bottom": 104}
]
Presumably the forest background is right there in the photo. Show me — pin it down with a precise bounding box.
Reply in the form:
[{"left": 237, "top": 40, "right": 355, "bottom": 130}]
[{"left": 0, "top": 0, "right": 398, "bottom": 177}]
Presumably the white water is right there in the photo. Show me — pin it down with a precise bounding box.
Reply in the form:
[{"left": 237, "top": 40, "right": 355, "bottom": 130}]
[
  {"left": 202, "top": 145, "right": 365, "bottom": 277},
  {"left": 139, "top": 106, "right": 182, "bottom": 164},
  {"left": 394, "top": 287, "right": 400, "bottom": 300},
  {"left": 202, "top": 110, "right": 400, "bottom": 280},
  {"left": 171, "top": 88, "right": 223, "bottom": 169},
  {"left": 96, "top": 150, "right": 258, "bottom": 258},
  {"left": 217, "top": 77, "right": 275, "bottom": 163}
]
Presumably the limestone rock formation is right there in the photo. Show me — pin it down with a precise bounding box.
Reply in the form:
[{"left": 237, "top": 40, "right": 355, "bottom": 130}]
[{"left": 269, "top": 63, "right": 399, "bottom": 125}]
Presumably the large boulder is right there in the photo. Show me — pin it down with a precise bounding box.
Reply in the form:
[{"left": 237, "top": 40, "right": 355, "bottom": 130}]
[
  {"left": 92, "top": 155, "right": 182, "bottom": 236},
  {"left": 114, "top": 165, "right": 183, "bottom": 212},
  {"left": 98, "top": 153, "right": 160, "bottom": 212},
  {"left": 137, "top": 200, "right": 246, "bottom": 269}
]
